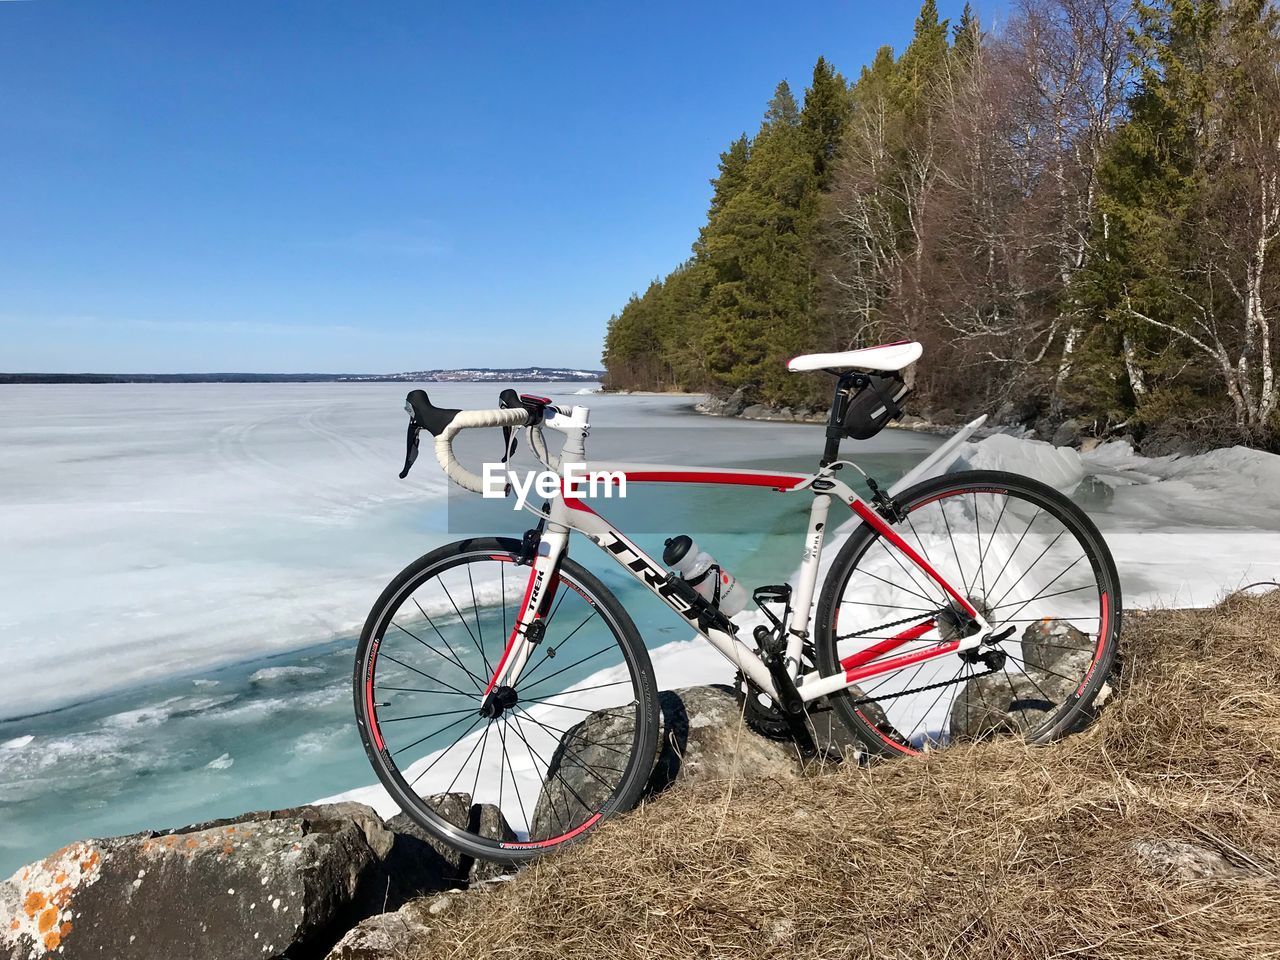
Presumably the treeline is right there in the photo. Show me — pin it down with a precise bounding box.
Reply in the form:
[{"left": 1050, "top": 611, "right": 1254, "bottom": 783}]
[{"left": 602, "top": 0, "right": 1280, "bottom": 450}]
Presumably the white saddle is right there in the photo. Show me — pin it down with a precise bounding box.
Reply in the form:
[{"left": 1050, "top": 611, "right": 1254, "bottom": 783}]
[{"left": 787, "top": 340, "right": 922, "bottom": 373}]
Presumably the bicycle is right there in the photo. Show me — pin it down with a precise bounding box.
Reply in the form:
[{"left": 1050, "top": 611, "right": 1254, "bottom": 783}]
[{"left": 353, "top": 341, "right": 1122, "bottom": 864}]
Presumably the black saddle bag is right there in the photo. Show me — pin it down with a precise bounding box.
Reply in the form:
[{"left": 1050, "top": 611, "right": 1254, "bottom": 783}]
[{"left": 841, "top": 373, "right": 911, "bottom": 440}]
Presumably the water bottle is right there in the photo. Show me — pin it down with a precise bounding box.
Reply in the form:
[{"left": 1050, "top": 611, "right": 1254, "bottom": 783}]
[{"left": 662, "top": 535, "right": 748, "bottom": 617}]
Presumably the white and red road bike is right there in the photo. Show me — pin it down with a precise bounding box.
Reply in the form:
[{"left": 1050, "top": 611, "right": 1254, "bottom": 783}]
[{"left": 354, "top": 342, "right": 1121, "bottom": 863}]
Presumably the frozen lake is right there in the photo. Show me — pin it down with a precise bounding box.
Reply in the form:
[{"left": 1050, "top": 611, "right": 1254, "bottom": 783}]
[
  {"left": 0, "top": 382, "right": 941, "bottom": 871},
  {"left": 2, "top": 382, "right": 1279, "bottom": 873}
]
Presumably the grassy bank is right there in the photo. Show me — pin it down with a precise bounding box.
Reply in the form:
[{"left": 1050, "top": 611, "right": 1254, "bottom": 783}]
[{"left": 409, "top": 592, "right": 1280, "bottom": 959}]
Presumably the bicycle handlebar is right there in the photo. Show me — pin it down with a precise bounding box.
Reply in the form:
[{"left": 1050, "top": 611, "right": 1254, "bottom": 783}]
[{"left": 432, "top": 406, "right": 529, "bottom": 493}]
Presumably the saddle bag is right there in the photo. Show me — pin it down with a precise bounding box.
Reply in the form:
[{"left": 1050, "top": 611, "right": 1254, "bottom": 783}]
[{"left": 841, "top": 373, "right": 911, "bottom": 440}]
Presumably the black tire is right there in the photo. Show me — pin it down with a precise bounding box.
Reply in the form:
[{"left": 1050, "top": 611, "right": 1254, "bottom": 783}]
[
  {"left": 353, "top": 537, "right": 659, "bottom": 864},
  {"left": 814, "top": 470, "right": 1122, "bottom": 756}
]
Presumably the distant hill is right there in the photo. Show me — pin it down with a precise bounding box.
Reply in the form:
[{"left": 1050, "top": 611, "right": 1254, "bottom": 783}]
[{"left": 0, "top": 367, "right": 604, "bottom": 385}]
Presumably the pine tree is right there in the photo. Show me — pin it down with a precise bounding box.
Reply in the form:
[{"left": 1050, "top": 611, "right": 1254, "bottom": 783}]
[
  {"left": 699, "top": 82, "right": 822, "bottom": 404},
  {"left": 801, "top": 56, "right": 850, "bottom": 189},
  {"left": 896, "top": 0, "right": 951, "bottom": 116},
  {"left": 952, "top": 3, "right": 980, "bottom": 63}
]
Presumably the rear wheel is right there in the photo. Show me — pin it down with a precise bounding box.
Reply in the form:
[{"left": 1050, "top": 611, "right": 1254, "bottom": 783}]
[
  {"left": 354, "top": 537, "right": 659, "bottom": 863},
  {"left": 813, "top": 471, "right": 1121, "bottom": 756}
]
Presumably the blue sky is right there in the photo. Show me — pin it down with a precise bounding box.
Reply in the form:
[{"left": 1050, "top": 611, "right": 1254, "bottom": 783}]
[{"left": 1, "top": 0, "right": 1001, "bottom": 373}]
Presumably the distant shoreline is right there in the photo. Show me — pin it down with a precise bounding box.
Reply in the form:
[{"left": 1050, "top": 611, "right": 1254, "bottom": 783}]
[{"left": 0, "top": 367, "right": 604, "bottom": 386}]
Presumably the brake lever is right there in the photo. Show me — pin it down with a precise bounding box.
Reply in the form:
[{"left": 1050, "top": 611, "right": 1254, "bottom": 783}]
[{"left": 399, "top": 418, "right": 421, "bottom": 479}]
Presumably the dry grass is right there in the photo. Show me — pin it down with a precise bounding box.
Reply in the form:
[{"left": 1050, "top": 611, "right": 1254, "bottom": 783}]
[{"left": 410, "top": 591, "right": 1280, "bottom": 960}]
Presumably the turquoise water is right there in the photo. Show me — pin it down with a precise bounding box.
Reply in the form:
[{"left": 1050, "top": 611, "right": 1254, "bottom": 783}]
[{"left": 0, "top": 386, "right": 939, "bottom": 873}]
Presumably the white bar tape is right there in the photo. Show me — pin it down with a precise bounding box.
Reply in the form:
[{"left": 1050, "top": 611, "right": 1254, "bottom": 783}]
[{"left": 434, "top": 407, "right": 530, "bottom": 493}]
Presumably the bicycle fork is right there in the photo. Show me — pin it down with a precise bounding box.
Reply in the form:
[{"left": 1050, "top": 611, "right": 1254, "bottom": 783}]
[{"left": 479, "top": 525, "right": 569, "bottom": 711}]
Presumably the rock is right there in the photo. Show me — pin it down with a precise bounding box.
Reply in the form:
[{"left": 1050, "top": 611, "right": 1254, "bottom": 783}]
[
  {"left": 530, "top": 704, "right": 640, "bottom": 841},
  {"left": 1052, "top": 418, "right": 1084, "bottom": 447},
  {"left": 842, "top": 685, "right": 906, "bottom": 747},
  {"left": 648, "top": 686, "right": 806, "bottom": 790},
  {"left": 532, "top": 686, "right": 804, "bottom": 837},
  {"left": 0, "top": 803, "right": 456, "bottom": 960},
  {"left": 741, "top": 403, "right": 774, "bottom": 420},
  {"left": 1133, "top": 839, "right": 1256, "bottom": 880},
  {"left": 387, "top": 794, "right": 517, "bottom": 885},
  {"left": 324, "top": 899, "right": 434, "bottom": 959},
  {"left": 695, "top": 386, "right": 750, "bottom": 418},
  {"left": 723, "top": 386, "right": 749, "bottom": 416},
  {"left": 325, "top": 880, "right": 507, "bottom": 960},
  {"left": 1021, "top": 619, "right": 1095, "bottom": 693},
  {"left": 948, "top": 672, "right": 1056, "bottom": 741},
  {"left": 694, "top": 395, "right": 727, "bottom": 416}
]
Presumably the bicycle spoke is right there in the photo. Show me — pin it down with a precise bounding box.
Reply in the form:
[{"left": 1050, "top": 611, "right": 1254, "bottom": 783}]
[
  {"left": 985, "top": 508, "right": 1042, "bottom": 602},
  {"left": 381, "top": 707, "right": 481, "bottom": 723},
  {"left": 840, "top": 598, "right": 935, "bottom": 614},
  {"left": 514, "top": 707, "right": 626, "bottom": 782},
  {"left": 497, "top": 718, "right": 530, "bottom": 834},
  {"left": 442, "top": 718, "right": 495, "bottom": 798},
  {"left": 938, "top": 499, "right": 968, "bottom": 601},
  {"left": 467, "top": 564, "right": 494, "bottom": 679},
  {"left": 402, "top": 604, "right": 486, "bottom": 692},
  {"left": 906, "top": 664, "right": 965, "bottom": 744},
  {"left": 377, "top": 684, "right": 480, "bottom": 698},
  {"left": 875, "top": 538, "right": 946, "bottom": 609},
  {"left": 521, "top": 679, "right": 631, "bottom": 702},
  {"left": 518, "top": 609, "right": 602, "bottom": 687},
  {"left": 519, "top": 640, "right": 614, "bottom": 693},
  {"left": 1005, "top": 651, "right": 1090, "bottom": 689},
  {"left": 975, "top": 494, "right": 1009, "bottom": 598},
  {"left": 990, "top": 529, "right": 1066, "bottom": 611},
  {"left": 471, "top": 721, "right": 492, "bottom": 811},
  {"left": 381, "top": 652, "right": 474, "bottom": 698},
  {"left": 435, "top": 582, "right": 487, "bottom": 669},
  {"left": 996, "top": 553, "right": 1086, "bottom": 625},
  {"left": 992, "top": 577, "right": 1093, "bottom": 612},
  {"left": 856, "top": 567, "right": 941, "bottom": 607},
  {"left": 506, "top": 714, "right": 596, "bottom": 816}
]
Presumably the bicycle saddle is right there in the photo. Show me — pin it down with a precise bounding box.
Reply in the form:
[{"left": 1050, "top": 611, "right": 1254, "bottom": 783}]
[{"left": 787, "top": 340, "right": 922, "bottom": 373}]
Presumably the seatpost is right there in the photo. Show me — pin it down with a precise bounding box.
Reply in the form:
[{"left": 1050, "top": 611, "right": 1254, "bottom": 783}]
[{"left": 821, "top": 373, "right": 849, "bottom": 467}]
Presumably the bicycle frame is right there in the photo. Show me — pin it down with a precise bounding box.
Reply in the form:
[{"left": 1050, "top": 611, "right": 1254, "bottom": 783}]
[{"left": 481, "top": 404, "right": 994, "bottom": 707}]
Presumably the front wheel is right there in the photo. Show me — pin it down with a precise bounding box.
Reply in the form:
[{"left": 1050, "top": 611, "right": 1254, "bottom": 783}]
[
  {"left": 354, "top": 537, "right": 660, "bottom": 864},
  {"left": 814, "top": 470, "right": 1121, "bottom": 756}
]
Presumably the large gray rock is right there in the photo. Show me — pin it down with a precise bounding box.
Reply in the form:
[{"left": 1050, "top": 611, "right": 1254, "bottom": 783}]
[
  {"left": 325, "top": 882, "right": 506, "bottom": 960},
  {"left": 0, "top": 802, "right": 461, "bottom": 960},
  {"left": 722, "top": 386, "right": 749, "bottom": 417},
  {"left": 532, "top": 686, "right": 804, "bottom": 838},
  {"left": 839, "top": 685, "right": 905, "bottom": 748},
  {"left": 324, "top": 898, "right": 434, "bottom": 959},
  {"left": 1052, "top": 418, "right": 1085, "bottom": 447},
  {"left": 387, "top": 793, "right": 516, "bottom": 885},
  {"left": 948, "top": 672, "right": 1056, "bottom": 741},
  {"left": 695, "top": 386, "right": 749, "bottom": 418},
  {"left": 1021, "top": 619, "right": 1096, "bottom": 698}
]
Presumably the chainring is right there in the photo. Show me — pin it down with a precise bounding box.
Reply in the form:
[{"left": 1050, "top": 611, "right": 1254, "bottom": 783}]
[{"left": 732, "top": 671, "right": 794, "bottom": 739}]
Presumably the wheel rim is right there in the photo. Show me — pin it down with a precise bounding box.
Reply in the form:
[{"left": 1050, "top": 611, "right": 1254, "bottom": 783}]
[
  {"left": 361, "top": 550, "right": 648, "bottom": 852},
  {"left": 826, "top": 481, "right": 1114, "bottom": 754}
]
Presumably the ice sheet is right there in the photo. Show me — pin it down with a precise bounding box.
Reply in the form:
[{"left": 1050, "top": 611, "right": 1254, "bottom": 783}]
[{"left": 1, "top": 383, "right": 937, "bottom": 718}]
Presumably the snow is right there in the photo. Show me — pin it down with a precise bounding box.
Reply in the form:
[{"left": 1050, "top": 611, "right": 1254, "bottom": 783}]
[
  {"left": 1076, "top": 440, "right": 1280, "bottom": 606},
  {"left": 1, "top": 382, "right": 913, "bottom": 719},
  {"left": 953, "top": 433, "right": 1085, "bottom": 493}
]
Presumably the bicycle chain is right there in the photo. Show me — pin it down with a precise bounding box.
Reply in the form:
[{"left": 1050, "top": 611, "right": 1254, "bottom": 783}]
[
  {"left": 847, "top": 665, "right": 996, "bottom": 707},
  {"left": 835, "top": 611, "right": 936, "bottom": 642}
]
